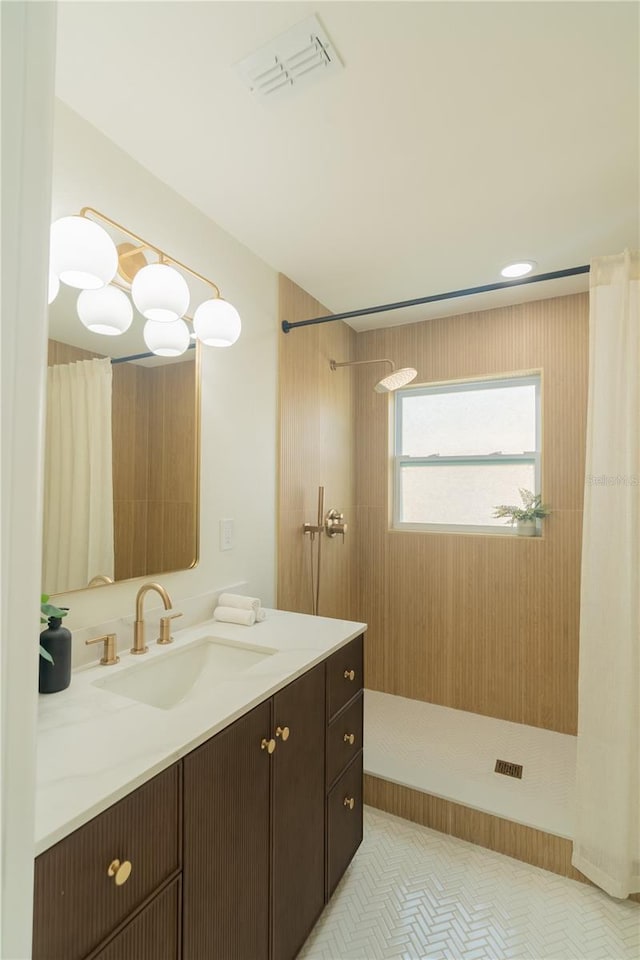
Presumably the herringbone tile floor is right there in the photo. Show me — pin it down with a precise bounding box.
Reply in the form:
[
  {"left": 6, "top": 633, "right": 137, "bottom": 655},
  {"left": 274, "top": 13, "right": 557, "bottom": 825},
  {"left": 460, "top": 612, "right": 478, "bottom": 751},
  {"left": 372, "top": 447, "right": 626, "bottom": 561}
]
[{"left": 300, "top": 807, "right": 640, "bottom": 960}]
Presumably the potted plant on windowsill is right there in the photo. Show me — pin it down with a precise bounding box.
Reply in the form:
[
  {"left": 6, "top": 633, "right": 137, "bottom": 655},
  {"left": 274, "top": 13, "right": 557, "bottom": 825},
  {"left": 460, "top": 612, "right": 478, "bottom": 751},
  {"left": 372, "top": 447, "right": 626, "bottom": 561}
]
[
  {"left": 40, "top": 595, "right": 71, "bottom": 693},
  {"left": 493, "top": 488, "right": 551, "bottom": 537}
]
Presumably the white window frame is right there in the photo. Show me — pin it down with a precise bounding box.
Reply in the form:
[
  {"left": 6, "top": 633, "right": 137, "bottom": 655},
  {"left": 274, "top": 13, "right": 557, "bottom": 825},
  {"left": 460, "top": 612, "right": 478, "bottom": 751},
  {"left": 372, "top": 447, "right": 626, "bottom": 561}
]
[{"left": 392, "top": 374, "right": 541, "bottom": 535}]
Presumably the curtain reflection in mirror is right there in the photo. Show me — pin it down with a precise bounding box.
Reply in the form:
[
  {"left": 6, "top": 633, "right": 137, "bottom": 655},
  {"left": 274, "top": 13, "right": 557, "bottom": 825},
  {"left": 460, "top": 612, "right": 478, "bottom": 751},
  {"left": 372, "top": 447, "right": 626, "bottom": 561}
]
[{"left": 43, "top": 358, "right": 114, "bottom": 593}]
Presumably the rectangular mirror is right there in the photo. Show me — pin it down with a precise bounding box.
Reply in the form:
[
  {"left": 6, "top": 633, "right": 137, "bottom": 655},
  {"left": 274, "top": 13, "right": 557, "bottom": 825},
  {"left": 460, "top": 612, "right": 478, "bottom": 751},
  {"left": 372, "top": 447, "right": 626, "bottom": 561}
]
[{"left": 43, "top": 283, "right": 200, "bottom": 595}]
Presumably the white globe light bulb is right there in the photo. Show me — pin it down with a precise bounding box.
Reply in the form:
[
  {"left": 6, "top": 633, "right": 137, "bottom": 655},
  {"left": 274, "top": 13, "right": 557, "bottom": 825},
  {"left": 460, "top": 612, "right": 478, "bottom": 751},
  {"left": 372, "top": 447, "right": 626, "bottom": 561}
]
[
  {"left": 48, "top": 268, "right": 60, "bottom": 304},
  {"left": 193, "top": 298, "right": 241, "bottom": 347},
  {"left": 50, "top": 216, "right": 118, "bottom": 289},
  {"left": 143, "top": 318, "right": 190, "bottom": 357},
  {"left": 132, "top": 263, "right": 189, "bottom": 323},
  {"left": 77, "top": 286, "right": 133, "bottom": 336}
]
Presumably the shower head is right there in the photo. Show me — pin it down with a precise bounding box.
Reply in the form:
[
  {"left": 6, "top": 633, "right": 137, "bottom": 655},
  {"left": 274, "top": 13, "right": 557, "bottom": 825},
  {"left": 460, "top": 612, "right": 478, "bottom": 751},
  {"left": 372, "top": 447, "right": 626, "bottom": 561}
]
[
  {"left": 374, "top": 366, "right": 418, "bottom": 393},
  {"left": 329, "top": 358, "right": 417, "bottom": 393}
]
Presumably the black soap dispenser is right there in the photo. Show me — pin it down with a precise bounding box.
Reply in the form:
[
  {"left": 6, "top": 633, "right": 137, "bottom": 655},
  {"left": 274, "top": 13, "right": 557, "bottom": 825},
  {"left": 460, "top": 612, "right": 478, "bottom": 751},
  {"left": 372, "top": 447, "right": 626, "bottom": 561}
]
[{"left": 39, "top": 615, "right": 72, "bottom": 694}]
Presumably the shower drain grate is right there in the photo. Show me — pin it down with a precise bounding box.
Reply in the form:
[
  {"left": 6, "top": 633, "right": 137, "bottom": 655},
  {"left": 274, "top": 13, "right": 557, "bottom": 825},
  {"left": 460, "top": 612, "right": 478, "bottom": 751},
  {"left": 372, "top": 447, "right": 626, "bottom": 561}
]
[{"left": 494, "top": 759, "right": 523, "bottom": 779}]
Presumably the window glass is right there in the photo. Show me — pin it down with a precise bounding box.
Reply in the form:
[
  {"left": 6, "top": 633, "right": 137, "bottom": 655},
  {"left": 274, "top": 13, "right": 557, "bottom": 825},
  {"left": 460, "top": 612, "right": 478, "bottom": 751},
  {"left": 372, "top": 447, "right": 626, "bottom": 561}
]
[
  {"left": 399, "top": 462, "right": 537, "bottom": 526},
  {"left": 400, "top": 384, "right": 537, "bottom": 456}
]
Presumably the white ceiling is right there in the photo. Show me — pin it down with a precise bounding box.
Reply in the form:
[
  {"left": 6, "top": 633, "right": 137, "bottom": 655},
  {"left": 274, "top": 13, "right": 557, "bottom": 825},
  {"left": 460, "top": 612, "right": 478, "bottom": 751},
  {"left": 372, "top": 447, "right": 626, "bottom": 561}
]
[{"left": 55, "top": 1, "right": 639, "bottom": 332}]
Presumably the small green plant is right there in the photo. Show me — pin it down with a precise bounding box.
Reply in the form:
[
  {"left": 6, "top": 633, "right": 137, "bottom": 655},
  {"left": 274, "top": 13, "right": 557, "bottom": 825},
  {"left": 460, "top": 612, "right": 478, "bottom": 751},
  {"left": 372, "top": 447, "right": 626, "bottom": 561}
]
[
  {"left": 40, "top": 594, "right": 69, "bottom": 663},
  {"left": 493, "top": 488, "right": 551, "bottom": 526}
]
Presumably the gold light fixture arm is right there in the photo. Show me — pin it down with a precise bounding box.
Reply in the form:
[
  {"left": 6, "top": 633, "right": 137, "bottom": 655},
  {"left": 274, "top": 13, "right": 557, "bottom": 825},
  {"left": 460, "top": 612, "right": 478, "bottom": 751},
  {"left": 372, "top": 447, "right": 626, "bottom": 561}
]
[{"left": 80, "top": 206, "right": 221, "bottom": 298}]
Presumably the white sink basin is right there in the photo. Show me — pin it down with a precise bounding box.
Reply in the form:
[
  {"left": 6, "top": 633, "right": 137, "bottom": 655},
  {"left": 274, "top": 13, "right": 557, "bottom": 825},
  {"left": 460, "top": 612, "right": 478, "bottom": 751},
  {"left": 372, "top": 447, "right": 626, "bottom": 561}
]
[{"left": 92, "top": 636, "right": 277, "bottom": 710}]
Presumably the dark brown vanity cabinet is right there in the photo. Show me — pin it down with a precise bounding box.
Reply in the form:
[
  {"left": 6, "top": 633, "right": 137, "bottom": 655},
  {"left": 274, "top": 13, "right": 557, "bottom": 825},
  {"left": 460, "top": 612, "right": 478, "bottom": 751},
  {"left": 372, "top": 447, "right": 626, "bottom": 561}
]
[
  {"left": 32, "top": 765, "right": 181, "bottom": 960},
  {"left": 33, "top": 635, "right": 364, "bottom": 960},
  {"left": 183, "top": 662, "right": 326, "bottom": 960},
  {"left": 325, "top": 633, "right": 364, "bottom": 899}
]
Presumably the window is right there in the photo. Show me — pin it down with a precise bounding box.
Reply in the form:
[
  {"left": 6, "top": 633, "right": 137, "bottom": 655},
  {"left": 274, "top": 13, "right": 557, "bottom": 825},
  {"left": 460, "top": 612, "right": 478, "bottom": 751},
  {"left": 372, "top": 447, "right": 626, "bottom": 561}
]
[{"left": 393, "top": 374, "right": 541, "bottom": 533}]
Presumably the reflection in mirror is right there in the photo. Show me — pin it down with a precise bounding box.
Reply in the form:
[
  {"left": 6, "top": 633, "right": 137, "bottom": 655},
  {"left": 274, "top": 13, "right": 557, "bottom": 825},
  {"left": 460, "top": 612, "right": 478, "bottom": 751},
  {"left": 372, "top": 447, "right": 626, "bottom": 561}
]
[{"left": 43, "top": 284, "right": 200, "bottom": 595}]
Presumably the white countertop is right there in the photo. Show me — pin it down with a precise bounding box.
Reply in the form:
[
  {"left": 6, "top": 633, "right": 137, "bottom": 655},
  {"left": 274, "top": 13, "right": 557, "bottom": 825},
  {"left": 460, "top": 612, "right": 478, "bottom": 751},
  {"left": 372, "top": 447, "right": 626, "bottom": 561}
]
[{"left": 35, "top": 609, "right": 366, "bottom": 856}]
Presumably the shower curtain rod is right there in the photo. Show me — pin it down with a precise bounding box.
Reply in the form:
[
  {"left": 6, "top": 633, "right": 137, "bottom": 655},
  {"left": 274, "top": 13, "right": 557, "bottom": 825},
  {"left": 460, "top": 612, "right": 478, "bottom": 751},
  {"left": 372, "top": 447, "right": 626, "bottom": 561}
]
[{"left": 280, "top": 264, "right": 590, "bottom": 333}]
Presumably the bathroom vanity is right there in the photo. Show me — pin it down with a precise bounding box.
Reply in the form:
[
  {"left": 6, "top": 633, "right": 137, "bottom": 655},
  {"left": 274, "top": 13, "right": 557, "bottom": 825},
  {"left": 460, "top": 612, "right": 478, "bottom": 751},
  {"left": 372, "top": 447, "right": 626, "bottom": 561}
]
[{"left": 32, "top": 611, "right": 365, "bottom": 960}]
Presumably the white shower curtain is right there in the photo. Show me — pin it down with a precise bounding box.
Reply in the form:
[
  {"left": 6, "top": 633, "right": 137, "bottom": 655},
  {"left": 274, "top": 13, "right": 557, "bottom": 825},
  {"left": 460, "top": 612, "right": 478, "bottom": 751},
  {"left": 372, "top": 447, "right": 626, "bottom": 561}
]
[
  {"left": 572, "top": 250, "right": 640, "bottom": 899},
  {"left": 42, "top": 357, "right": 115, "bottom": 594}
]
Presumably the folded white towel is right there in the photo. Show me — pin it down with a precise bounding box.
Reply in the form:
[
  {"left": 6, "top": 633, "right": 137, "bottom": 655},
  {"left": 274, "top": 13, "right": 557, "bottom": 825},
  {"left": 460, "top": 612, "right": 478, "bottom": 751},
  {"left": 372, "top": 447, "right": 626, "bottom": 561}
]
[
  {"left": 218, "top": 593, "right": 260, "bottom": 613},
  {"left": 255, "top": 608, "right": 267, "bottom": 622},
  {"left": 213, "top": 606, "right": 256, "bottom": 626}
]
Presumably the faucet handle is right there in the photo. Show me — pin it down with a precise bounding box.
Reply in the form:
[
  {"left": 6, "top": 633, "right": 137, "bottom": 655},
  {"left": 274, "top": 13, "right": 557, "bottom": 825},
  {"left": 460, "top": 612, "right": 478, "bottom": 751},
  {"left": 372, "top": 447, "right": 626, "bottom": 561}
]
[
  {"left": 86, "top": 633, "right": 119, "bottom": 666},
  {"left": 157, "top": 611, "right": 183, "bottom": 646}
]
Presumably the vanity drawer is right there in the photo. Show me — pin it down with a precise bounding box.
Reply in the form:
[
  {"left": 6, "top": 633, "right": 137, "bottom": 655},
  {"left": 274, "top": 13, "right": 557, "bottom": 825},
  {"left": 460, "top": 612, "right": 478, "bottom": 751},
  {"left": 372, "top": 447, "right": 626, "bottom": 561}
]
[
  {"left": 91, "top": 878, "right": 180, "bottom": 960},
  {"left": 33, "top": 764, "right": 181, "bottom": 960},
  {"left": 327, "top": 752, "right": 363, "bottom": 898},
  {"left": 326, "top": 692, "right": 363, "bottom": 788},
  {"left": 326, "top": 634, "right": 363, "bottom": 720}
]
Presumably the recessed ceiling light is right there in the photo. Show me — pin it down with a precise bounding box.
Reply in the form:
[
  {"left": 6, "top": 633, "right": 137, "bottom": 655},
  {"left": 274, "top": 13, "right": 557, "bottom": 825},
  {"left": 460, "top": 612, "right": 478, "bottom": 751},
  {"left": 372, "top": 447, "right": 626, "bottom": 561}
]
[{"left": 501, "top": 261, "right": 537, "bottom": 279}]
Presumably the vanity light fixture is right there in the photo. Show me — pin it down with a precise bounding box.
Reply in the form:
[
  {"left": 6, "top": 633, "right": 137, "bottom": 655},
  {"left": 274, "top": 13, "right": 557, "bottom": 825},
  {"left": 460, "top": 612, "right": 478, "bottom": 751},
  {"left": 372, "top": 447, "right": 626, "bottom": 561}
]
[
  {"left": 500, "top": 260, "right": 537, "bottom": 279},
  {"left": 50, "top": 215, "right": 119, "bottom": 289},
  {"left": 143, "top": 318, "right": 191, "bottom": 357},
  {"left": 193, "top": 298, "right": 242, "bottom": 347},
  {"left": 131, "top": 262, "right": 190, "bottom": 323},
  {"left": 77, "top": 286, "right": 133, "bottom": 336},
  {"left": 48, "top": 208, "right": 242, "bottom": 356}
]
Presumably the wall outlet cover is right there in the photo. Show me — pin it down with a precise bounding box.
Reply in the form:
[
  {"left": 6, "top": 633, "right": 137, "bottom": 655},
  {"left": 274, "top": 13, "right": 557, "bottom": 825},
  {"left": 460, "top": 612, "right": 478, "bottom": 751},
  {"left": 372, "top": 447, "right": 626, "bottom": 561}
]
[{"left": 220, "top": 518, "right": 234, "bottom": 551}]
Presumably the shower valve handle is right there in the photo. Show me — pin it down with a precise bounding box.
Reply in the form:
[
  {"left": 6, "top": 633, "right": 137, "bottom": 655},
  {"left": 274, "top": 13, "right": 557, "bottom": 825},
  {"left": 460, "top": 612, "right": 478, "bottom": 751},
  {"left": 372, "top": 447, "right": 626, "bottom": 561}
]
[{"left": 325, "top": 509, "right": 347, "bottom": 542}]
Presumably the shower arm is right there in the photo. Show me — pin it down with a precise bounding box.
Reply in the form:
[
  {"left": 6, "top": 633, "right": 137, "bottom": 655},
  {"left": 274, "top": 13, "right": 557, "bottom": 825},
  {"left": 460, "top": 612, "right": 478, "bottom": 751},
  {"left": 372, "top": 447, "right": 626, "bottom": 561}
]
[{"left": 329, "top": 358, "right": 396, "bottom": 373}]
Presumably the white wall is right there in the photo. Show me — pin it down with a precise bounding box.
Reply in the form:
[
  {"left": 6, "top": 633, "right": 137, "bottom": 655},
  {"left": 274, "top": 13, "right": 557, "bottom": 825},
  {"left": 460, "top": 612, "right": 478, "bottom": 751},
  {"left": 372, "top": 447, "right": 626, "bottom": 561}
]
[
  {"left": 1, "top": 5, "right": 57, "bottom": 957},
  {"left": 51, "top": 100, "right": 279, "bottom": 631}
]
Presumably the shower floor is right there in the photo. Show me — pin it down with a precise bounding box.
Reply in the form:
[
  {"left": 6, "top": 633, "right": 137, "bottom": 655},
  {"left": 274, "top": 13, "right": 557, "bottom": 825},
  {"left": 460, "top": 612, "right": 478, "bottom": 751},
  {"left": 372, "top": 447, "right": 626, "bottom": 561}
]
[{"left": 364, "top": 690, "right": 576, "bottom": 839}]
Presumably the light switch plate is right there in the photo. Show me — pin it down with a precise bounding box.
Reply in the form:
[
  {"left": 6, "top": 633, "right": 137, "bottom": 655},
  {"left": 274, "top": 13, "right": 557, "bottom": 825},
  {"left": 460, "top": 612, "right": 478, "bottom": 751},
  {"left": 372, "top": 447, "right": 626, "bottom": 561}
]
[{"left": 220, "top": 518, "right": 234, "bottom": 551}]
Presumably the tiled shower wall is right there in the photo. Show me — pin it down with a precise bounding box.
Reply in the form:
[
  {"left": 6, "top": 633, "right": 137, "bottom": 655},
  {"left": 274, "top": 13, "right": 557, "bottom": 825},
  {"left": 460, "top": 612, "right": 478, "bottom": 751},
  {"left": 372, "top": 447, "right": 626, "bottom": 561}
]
[
  {"left": 277, "top": 275, "right": 358, "bottom": 621},
  {"left": 277, "top": 287, "right": 589, "bottom": 735}
]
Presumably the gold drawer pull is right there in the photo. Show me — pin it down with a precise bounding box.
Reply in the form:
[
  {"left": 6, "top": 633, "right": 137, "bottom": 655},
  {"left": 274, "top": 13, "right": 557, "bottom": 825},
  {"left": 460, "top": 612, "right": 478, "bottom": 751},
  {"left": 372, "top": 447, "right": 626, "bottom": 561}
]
[
  {"left": 344, "top": 669, "right": 356, "bottom": 681},
  {"left": 343, "top": 732, "right": 356, "bottom": 745},
  {"left": 261, "top": 737, "right": 276, "bottom": 754},
  {"left": 107, "top": 859, "right": 132, "bottom": 886},
  {"left": 343, "top": 796, "right": 355, "bottom": 810},
  {"left": 275, "top": 725, "right": 290, "bottom": 741}
]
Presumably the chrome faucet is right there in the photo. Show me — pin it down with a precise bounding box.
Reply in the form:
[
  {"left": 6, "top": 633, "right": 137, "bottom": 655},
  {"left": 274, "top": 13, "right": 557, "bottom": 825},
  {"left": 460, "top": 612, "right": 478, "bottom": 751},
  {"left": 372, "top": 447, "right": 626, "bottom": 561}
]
[{"left": 132, "top": 582, "right": 173, "bottom": 655}]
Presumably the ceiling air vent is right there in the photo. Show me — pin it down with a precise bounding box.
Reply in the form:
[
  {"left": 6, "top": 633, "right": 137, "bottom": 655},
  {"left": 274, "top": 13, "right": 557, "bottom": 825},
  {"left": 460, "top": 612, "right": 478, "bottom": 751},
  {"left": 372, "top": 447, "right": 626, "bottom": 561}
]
[{"left": 235, "top": 15, "right": 342, "bottom": 100}]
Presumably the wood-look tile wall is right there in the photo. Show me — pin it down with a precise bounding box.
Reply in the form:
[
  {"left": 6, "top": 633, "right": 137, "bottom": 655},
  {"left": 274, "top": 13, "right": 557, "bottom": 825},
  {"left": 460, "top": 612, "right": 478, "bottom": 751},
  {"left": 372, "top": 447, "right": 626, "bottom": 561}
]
[
  {"left": 111, "top": 363, "right": 152, "bottom": 581},
  {"left": 47, "top": 339, "right": 104, "bottom": 365},
  {"left": 355, "top": 294, "right": 589, "bottom": 734},
  {"left": 47, "top": 342, "right": 197, "bottom": 581},
  {"left": 113, "top": 359, "right": 197, "bottom": 580},
  {"left": 145, "top": 360, "right": 198, "bottom": 576},
  {"left": 277, "top": 275, "right": 357, "bottom": 620}
]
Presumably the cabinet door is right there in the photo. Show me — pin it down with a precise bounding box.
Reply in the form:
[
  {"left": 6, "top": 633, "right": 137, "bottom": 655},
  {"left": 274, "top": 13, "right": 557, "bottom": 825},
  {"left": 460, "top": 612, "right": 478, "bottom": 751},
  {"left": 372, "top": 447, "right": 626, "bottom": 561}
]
[
  {"left": 91, "top": 879, "right": 180, "bottom": 960},
  {"left": 327, "top": 753, "right": 363, "bottom": 898},
  {"left": 272, "top": 663, "right": 326, "bottom": 960},
  {"left": 183, "top": 700, "right": 271, "bottom": 960}
]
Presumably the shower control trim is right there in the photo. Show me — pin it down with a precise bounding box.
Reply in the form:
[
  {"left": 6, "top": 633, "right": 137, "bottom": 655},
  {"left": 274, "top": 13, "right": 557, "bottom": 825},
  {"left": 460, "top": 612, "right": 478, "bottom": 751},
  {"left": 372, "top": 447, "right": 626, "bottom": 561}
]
[{"left": 325, "top": 508, "right": 347, "bottom": 541}]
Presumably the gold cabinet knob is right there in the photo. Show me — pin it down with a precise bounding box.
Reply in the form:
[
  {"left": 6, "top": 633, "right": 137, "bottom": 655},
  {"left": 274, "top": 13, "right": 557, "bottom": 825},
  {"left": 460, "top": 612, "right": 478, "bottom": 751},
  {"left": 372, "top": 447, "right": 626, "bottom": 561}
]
[
  {"left": 107, "top": 859, "right": 132, "bottom": 886},
  {"left": 343, "top": 732, "right": 356, "bottom": 746},
  {"left": 275, "top": 725, "right": 290, "bottom": 741},
  {"left": 344, "top": 669, "right": 356, "bottom": 681},
  {"left": 343, "top": 796, "right": 355, "bottom": 810},
  {"left": 261, "top": 737, "right": 276, "bottom": 754}
]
